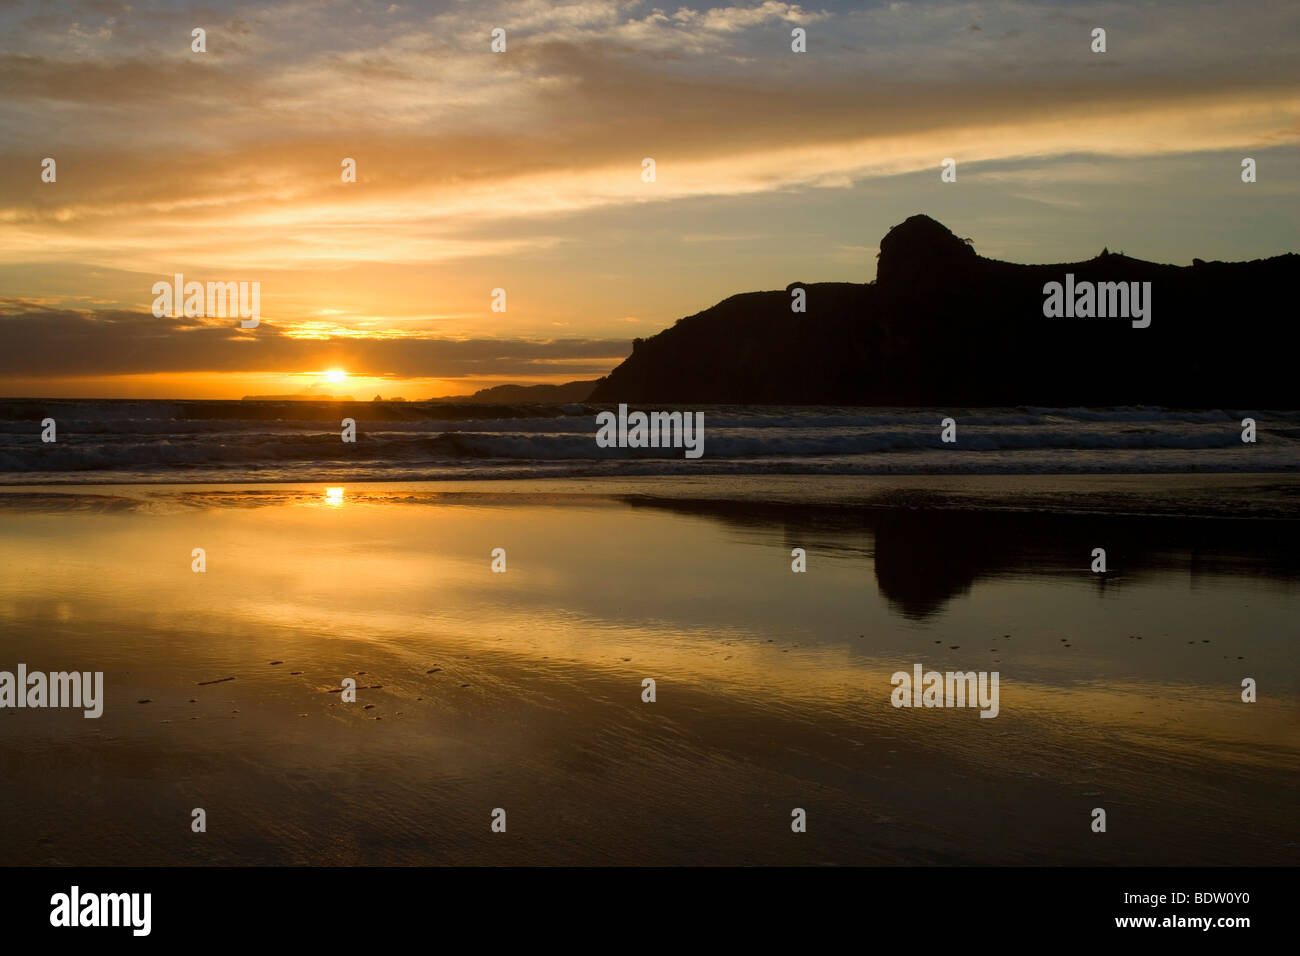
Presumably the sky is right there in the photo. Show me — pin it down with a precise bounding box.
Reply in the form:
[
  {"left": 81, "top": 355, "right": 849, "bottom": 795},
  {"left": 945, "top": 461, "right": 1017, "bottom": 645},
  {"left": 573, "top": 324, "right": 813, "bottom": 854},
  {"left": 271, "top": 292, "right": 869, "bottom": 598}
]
[{"left": 1, "top": 0, "right": 1298, "bottom": 399}]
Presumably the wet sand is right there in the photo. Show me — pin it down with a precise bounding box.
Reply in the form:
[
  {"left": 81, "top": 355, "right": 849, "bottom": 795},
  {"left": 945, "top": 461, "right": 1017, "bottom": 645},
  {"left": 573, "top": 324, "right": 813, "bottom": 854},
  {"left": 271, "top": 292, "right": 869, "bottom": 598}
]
[{"left": 0, "top": 475, "right": 1296, "bottom": 865}]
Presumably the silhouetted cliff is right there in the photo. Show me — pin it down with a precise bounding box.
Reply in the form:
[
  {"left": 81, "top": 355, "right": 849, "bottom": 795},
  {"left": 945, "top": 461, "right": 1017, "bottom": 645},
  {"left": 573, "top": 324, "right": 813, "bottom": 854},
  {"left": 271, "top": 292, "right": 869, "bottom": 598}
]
[{"left": 589, "top": 215, "right": 1299, "bottom": 406}]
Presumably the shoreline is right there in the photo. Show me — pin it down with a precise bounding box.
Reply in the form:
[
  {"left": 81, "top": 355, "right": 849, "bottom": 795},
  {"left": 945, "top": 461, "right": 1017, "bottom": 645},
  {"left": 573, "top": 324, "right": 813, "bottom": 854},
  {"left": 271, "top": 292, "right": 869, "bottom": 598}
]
[{"left": 2, "top": 472, "right": 1300, "bottom": 519}]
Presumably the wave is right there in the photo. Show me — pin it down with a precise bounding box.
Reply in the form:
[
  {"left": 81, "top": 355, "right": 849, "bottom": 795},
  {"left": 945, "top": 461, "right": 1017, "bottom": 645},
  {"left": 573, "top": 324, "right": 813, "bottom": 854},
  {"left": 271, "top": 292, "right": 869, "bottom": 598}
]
[{"left": 0, "top": 403, "right": 1296, "bottom": 482}]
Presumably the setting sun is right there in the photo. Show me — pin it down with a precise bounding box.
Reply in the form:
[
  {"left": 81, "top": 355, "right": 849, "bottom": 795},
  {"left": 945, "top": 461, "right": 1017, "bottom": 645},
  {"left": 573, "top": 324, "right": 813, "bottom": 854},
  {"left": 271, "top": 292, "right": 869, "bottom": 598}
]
[{"left": 325, "top": 369, "right": 347, "bottom": 384}]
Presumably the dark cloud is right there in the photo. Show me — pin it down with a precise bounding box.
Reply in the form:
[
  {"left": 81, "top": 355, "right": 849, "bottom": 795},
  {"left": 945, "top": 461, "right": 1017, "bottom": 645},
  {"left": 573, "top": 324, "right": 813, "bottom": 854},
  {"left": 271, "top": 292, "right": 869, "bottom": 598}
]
[{"left": 0, "top": 303, "right": 626, "bottom": 378}]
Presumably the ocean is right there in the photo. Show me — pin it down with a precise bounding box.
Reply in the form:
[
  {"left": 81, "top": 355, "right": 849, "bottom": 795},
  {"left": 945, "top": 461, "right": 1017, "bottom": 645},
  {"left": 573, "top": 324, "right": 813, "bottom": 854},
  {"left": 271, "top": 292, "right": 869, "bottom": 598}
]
[{"left": 2, "top": 400, "right": 1297, "bottom": 484}]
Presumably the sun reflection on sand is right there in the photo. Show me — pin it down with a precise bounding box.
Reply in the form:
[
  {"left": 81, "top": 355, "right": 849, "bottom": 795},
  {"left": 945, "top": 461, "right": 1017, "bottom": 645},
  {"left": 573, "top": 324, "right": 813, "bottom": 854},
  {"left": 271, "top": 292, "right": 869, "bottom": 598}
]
[{"left": 0, "top": 484, "right": 1296, "bottom": 863}]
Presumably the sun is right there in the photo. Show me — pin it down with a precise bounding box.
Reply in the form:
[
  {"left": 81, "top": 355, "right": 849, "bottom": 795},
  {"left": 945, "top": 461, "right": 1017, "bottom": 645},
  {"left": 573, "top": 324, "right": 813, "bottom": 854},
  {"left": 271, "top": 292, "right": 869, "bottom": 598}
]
[{"left": 325, "top": 369, "right": 347, "bottom": 384}]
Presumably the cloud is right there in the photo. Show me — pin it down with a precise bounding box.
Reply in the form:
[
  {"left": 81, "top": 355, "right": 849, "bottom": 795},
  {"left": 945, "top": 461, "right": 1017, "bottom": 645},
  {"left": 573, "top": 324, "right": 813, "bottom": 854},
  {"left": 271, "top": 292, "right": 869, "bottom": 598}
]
[
  {"left": 0, "top": 302, "right": 627, "bottom": 378},
  {"left": 0, "top": 0, "right": 1297, "bottom": 384}
]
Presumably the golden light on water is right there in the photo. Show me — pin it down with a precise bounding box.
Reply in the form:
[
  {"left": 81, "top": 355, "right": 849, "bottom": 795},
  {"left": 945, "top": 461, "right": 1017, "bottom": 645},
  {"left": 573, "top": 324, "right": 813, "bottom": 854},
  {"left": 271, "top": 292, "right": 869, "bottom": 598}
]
[{"left": 324, "top": 487, "right": 345, "bottom": 506}]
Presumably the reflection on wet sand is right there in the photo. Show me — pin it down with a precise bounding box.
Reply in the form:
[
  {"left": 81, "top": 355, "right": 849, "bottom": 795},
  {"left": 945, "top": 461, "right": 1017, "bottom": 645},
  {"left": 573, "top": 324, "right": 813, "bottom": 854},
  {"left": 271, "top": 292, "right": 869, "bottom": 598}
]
[
  {"left": 0, "top": 478, "right": 1295, "bottom": 865},
  {"left": 619, "top": 493, "right": 1300, "bottom": 619}
]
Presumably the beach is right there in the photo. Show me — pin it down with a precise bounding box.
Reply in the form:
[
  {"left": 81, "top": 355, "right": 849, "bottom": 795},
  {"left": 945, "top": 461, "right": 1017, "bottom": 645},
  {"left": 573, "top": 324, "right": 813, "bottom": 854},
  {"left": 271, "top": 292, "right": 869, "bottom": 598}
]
[{"left": 0, "top": 474, "right": 1295, "bottom": 865}]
